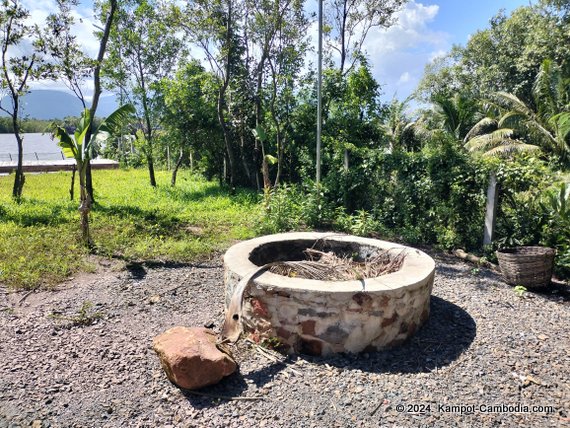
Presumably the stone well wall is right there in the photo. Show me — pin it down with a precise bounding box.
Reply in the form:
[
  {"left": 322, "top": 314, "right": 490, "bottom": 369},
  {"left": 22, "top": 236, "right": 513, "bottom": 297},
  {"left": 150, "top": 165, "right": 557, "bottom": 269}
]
[{"left": 224, "top": 232, "right": 435, "bottom": 356}]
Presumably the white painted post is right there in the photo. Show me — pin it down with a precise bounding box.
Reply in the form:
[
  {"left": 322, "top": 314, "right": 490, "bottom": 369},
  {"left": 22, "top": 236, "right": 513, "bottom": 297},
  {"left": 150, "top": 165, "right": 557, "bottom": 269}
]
[
  {"left": 316, "top": 0, "right": 323, "bottom": 185},
  {"left": 483, "top": 171, "right": 499, "bottom": 246}
]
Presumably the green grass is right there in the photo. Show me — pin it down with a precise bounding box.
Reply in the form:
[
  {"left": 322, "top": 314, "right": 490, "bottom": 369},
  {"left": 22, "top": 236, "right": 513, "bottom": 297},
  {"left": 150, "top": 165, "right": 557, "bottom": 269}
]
[{"left": 0, "top": 169, "right": 261, "bottom": 290}]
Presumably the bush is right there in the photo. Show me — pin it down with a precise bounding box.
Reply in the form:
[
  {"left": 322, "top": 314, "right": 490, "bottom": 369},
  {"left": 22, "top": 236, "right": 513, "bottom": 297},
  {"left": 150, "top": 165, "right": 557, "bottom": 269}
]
[
  {"left": 540, "top": 180, "right": 570, "bottom": 278},
  {"left": 261, "top": 133, "right": 488, "bottom": 250}
]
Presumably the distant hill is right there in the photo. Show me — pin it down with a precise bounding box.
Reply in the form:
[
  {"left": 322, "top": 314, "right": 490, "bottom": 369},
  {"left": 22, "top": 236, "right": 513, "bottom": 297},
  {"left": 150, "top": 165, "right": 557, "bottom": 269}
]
[{"left": 0, "top": 90, "right": 119, "bottom": 120}]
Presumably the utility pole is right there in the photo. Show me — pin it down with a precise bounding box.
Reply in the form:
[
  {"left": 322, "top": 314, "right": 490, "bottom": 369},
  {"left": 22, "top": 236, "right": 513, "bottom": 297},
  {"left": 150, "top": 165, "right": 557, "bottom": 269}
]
[{"left": 316, "top": 0, "right": 323, "bottom": 185}]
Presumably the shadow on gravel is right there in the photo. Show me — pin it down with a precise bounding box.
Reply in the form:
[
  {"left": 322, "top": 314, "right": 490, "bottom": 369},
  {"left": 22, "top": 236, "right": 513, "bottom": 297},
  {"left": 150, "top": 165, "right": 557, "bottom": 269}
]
[
  {"left": 302, "top": 296, "right": 477, "bottom": 375},
  {"left": 436, "top": 265, "right": 468, "bottom": 277},
  {"left": 180, "top": 362, "right": 286, "bottom": 409},
  {"left": 524, "top": 282, "right": 570, "bottom": 305},
  {"left": 176, "top": 296, "right": 475, "bottom": 408},
  {"left": 126, "top": 263, "right": 147, "bottom": 280}
]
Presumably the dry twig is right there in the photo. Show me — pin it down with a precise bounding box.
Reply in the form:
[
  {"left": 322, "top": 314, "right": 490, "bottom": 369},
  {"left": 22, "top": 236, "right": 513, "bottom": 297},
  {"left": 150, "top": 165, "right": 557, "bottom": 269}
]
[{"left": 269, "top": 248, "right": 406, "bottom": 281}]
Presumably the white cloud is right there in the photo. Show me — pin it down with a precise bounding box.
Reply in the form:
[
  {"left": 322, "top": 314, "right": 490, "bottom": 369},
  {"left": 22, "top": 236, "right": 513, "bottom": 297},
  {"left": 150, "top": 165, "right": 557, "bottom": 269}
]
[
  {"left": 398, "top": 71, "right": 411, "bottom": 84},
  {"left": 363, "top": 1, "right": 451, "bottom": 100},
  {"left": 17, "top": 1, "right": 102, "bottom": 97},
  {"left": 429, "top": 49, "right": 448, "bottom": 62},
  {"left": 23, "top": 0, "right": 100, "bottom": 58},
  {"left": 17, "top": 0, "right": 449, "bottom": 104}
]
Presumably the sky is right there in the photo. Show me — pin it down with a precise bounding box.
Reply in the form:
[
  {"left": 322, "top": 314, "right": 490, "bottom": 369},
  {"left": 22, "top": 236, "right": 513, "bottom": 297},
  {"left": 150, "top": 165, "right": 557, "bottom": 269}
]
[
  {"left": 22, "top": 0, "right": 531, "bottom": 102},
  {"left": 361, "top": 0, "right": 531, "bottom": 101}
]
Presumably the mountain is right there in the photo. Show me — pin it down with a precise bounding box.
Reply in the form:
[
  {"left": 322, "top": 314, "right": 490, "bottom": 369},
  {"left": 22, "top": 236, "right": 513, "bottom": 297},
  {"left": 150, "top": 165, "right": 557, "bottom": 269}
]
[{"left": 0, "top": 90, "right": 119, "bottom": 120}]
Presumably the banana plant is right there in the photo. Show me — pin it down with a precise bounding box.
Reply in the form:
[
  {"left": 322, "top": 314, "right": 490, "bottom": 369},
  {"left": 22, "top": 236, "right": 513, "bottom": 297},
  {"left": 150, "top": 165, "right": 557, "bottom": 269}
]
[{"left": 52, "top": 104, "right": 135, "bottom": 246}]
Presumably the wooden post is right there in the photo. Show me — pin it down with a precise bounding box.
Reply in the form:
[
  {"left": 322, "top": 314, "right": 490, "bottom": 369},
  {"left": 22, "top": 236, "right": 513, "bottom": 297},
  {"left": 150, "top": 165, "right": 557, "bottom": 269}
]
[{"left": 483, "top": 172, "right": 499, "bottom": 246}]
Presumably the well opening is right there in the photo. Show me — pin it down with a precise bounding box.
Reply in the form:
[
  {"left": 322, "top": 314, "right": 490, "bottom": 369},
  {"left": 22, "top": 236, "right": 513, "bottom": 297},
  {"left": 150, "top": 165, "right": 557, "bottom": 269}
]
[{"left": 249, "top": 238, "right": 382, "bottom": 266}]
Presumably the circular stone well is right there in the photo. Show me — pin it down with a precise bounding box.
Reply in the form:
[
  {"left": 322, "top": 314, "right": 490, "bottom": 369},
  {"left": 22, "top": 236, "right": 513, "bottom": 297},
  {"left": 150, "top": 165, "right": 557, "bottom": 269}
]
[{"left": 223, "top": 232, "right": 435, "bottom": 356}]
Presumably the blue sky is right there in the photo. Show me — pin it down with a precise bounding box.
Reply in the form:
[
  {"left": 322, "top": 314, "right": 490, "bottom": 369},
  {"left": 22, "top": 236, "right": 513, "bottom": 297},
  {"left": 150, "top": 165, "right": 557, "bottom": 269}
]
[
  {"left": 24, "top": 0, "right": 532, "bottom": 101},
  {"left": 360, "top": 0, "right": 531, "bottom": 101}
]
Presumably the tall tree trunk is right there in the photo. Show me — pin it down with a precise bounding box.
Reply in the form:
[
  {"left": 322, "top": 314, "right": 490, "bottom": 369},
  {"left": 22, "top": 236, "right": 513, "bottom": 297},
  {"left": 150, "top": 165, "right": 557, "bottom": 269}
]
[
  {"left": 217, "top": 89, "right": 235, "bottom": 189},
  {"left": 12, "top": 131, "right": 25, "bottom": 200},
  {"left": 147, "top": 152, "right": 157, "bottom": 187},
  {"left": 85, "top": 0, "right": 118, "bottom": 202},
  {"left": 219, "top": 0, "right": 236, "bottom": 189},
  {"left": 78, "top": 161, "right": 92, "bottom": 247},
  {"left": 86, "top": 163, "right": 95, "bottom": 203},
  {"left": 70, "top": 165, "right": 76, "bottom": 201},
  {"left": 171, "top": 148, "right": 184, "bottom": 187},
  {"left": 239, "top": 128, "right": 254, "bottom": 186},
  {"left": 275, "top": 131, "right": 284, "bottom": 187}
]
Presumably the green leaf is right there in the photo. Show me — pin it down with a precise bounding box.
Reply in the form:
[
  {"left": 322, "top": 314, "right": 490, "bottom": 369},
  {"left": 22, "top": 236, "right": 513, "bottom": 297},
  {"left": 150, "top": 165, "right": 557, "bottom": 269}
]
[
  {"left": 52, "top": 126, "right": 78, "bottom": 159},
  {"left": 95, "top": 104, "right": 136, "bottom": 138},
  {"left": 252, "top": 125, "right": 267, "bottom": 142},
  {"left": 265, "top": 154, "right": 278, "bottom": 165}
]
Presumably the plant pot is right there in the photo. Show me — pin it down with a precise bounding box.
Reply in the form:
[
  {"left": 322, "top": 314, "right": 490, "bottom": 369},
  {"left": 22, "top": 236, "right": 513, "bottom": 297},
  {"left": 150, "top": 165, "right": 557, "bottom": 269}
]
[{"left": 496, "top": 246, "right": 555, "bottom": 289}]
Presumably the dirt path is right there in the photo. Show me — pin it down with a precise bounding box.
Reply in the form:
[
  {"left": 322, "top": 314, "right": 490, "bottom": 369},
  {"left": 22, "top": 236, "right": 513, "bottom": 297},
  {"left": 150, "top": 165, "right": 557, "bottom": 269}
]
[{"left": 0, "top": 252, "right": 568, "bottom": 427}]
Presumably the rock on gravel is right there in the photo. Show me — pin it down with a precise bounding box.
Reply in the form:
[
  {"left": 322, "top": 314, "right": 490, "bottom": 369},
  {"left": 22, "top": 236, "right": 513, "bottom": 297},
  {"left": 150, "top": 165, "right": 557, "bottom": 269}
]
[
  {"left": 0, "top": 252, "right": 569, "bottom": 427},
  {"left": 153, "top": 326, "right": 237, "bottom": 390}
]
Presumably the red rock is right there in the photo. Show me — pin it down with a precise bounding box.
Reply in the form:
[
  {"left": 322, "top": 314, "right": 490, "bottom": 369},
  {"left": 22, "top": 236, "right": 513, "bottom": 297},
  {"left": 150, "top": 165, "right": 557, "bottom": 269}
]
[
  {"left": 301, "top": 320, "right": 316, "bottom": 335},
  {"left": 153, "top": 326, "right": 236, "bottom": 390}
]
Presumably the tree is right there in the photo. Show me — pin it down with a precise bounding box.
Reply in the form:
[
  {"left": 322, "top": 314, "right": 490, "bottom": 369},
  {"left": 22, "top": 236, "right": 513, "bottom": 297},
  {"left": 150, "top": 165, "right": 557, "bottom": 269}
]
[
  {"left": 381, "top": 96, "right": 426, "bottom": 152},
  {"left": 321, "top": 0, "right": 405, "bottom": 192},
  {"left": 465, "top": 59, "right": 570, "bottom": 164},
  {"left": 322, "top": 63, "right": 383, "bottom": 210},
  {"left": 105, "top": 0, "right": 183, "bottom": 187},
  {"left": 431, "top": 92, "right": 480, "bottom": 141},
  {"left": 44, "top": 0, "right": 114, "bottom": 201},
  {"left": 0, "top": 0, "right": 52, "bottom": 199},
  {"left": 326, "top": 0, "right": 406, "bottom": 74},
  {"left": 161, "top": 60, "right": 221, "bottom": 186},
  {"left": 245, "top": 0, "right": 309, "bottom": 188},
  {"left": 417, "top": 4, "right": 570, "bottom": 105},
  {"left": 177, "top": 0, "right": 242, "bottom": 189},
  {"left": 45, "top": 0, "right": 93, "bottom": 109},
  {"left": 52, "top": 104, "right": 134, "bottom": 246}
]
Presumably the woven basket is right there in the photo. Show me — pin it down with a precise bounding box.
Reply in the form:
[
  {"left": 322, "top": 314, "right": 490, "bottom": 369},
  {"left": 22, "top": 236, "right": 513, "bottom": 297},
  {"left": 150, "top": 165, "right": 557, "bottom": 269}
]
[{"left": 496, "top": 246, "right": 555, "bottom": 288}]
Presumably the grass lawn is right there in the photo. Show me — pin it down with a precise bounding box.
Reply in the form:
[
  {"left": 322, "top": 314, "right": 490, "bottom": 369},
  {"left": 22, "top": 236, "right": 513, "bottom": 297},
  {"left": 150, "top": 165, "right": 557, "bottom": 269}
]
[{"left": 0, "top": 169, "right": 260, "bottom": 290}]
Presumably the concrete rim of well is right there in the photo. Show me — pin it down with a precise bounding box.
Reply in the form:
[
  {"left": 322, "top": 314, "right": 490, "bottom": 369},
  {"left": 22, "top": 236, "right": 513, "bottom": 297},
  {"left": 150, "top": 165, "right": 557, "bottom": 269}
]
[{"left": 224, "top": 232, "right": 435, "bottom": 294}]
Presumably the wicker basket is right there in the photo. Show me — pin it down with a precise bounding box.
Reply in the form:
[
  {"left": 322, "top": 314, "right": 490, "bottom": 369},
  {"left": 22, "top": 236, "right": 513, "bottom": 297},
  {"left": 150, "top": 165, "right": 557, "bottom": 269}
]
[{"left": 496, "top": 246, "right": 555, "bottom": 288}]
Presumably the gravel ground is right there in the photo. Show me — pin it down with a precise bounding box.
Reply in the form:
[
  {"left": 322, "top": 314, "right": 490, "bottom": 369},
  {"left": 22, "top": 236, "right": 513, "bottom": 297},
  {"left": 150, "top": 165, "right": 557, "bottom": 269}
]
[{"left": 0, "top": 251, "right": 569, "bottom": 428}]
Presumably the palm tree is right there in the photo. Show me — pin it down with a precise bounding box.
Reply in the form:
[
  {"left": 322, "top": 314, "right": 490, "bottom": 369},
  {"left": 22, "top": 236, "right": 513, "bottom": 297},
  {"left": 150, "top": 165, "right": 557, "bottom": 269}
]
[
  {"left": 52, "top": 104, "right": 134, "bottom": 246},
  {"left": 381, "top": 97, "right": 432, "bottom": 152},
  {"left": 469, "top": 59, "right": 570, "bottom": 164},
  {"left": 464, "top": 116, "right": 540, "bottom": 157},
  {"left": 431, "top": 92, "right": 480, "bottom": 140}
]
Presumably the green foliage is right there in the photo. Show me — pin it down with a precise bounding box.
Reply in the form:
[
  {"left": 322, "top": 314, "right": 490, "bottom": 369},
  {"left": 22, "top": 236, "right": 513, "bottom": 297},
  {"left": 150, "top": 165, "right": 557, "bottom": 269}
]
[
  {"left": 334, "top": 209, "right": 382, "bottom": 237},
  {"left": 0, "top": 117, "right": 56, "bottom": 133},
  {"left": 493, "top": 155, "right": 552, "bottom": 247},
  {"left": 540, "top": 180, "right": 570, "bottom": 276},
  {"left": 417, "top": 4, "right": 570, "bottom": 104},
  {"left": 261, "top": 134, "right": 488, "bottom": 250},
  {"left": 0, "top": 169, "right": 258, "bottom": 289},
  {"left": 159, "top": 60, "right": 222, "bottom": 178},
  {"left": 514, "top": 285, "right": 528, "bottom": 297}
]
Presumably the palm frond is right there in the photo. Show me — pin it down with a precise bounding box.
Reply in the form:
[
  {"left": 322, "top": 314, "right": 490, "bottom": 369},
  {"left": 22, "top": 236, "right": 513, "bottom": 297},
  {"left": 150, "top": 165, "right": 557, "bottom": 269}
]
[
  {"left": 465, "top": 128, "right": 516, "bottom": 152},
  {"left": 549, "top": 112, "right": 570, "bottom": 142},
  {"left": 484, "top": 142, "right": 540, "bottom": 158},
  {"left": 464, "top": 117, "right": 497, "bottom": 143},
  {"left": 95, "top": 104, "right": 136, "bottom": 137},
  {"left": 533, "top": 59, "right": 559, "bottom": 117},
  {"left": 493, "top": 91, "right": 535, "bottom": 117},
  {"left": 498, "top": 111, "right": 523, "bottom": 128}
]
